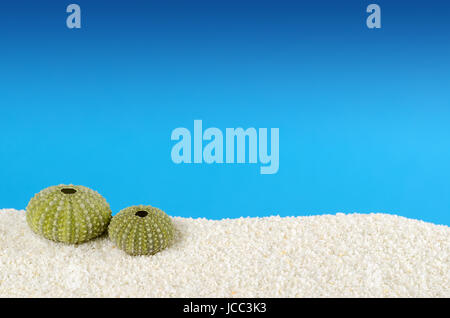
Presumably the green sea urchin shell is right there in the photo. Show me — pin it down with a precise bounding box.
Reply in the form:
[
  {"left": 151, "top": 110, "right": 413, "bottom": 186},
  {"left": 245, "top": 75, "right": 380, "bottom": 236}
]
[
  {"left": 108, "top": 205, "right": 175, "bottom": 256},
  {"left": 26, "top": 184, "right": 112, "bottom": 244}
]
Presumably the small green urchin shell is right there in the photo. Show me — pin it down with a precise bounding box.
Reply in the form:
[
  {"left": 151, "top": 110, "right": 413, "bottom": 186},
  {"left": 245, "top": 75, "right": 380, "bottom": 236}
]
[
  {"left": 26, "top": 184, "right": 112, "bottom": 244},
  {"left": 108, "top": 205, "right": 175, "bottom": 256}
]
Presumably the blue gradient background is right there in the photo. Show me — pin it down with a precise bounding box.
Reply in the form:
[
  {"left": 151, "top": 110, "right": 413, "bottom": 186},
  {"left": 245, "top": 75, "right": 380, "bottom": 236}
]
[{"left": 1, "top": 1, "right": 449, "bottom": 224}]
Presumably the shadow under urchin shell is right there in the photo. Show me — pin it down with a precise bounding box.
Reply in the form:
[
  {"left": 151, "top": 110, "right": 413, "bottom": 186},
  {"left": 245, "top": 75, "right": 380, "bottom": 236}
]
[
  {"left": 26, "top": 184, "right": 112, "bottom": 244},
  {"left": 108, "top": 205, "right": 175, "bottom": 256}
]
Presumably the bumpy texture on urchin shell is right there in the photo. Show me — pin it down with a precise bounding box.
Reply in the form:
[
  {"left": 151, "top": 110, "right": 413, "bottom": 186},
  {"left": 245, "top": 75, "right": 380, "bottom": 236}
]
[
  {"left": 108, "top": 205, "right": 175, "bottom": 256},
  {"left": 26, "top": 184, "right": 112, "bottom": 244}
]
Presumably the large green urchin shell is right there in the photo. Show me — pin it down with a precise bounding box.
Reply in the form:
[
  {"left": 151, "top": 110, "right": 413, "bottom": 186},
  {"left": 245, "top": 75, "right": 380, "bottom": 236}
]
[
  {"left": 26, "top": 184, "right": 112, "bottom": 244},
  {"left": 108, "top": 205, "right": 175, "bottom": 256}
]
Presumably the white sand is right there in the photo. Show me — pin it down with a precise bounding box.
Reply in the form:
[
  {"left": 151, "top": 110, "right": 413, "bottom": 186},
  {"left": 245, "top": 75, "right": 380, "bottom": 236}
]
[{"left": 0, "top": 209, "right": 448, "bottom": 297}]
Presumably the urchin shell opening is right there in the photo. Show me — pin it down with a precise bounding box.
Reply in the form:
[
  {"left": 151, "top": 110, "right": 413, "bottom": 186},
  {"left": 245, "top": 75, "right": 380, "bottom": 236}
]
[
  {"left": 61, "top": 188, "right": 77, "bottom": 194},
  {"left": 135, "top": 211, "right": 148, "bottom": 217}
]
